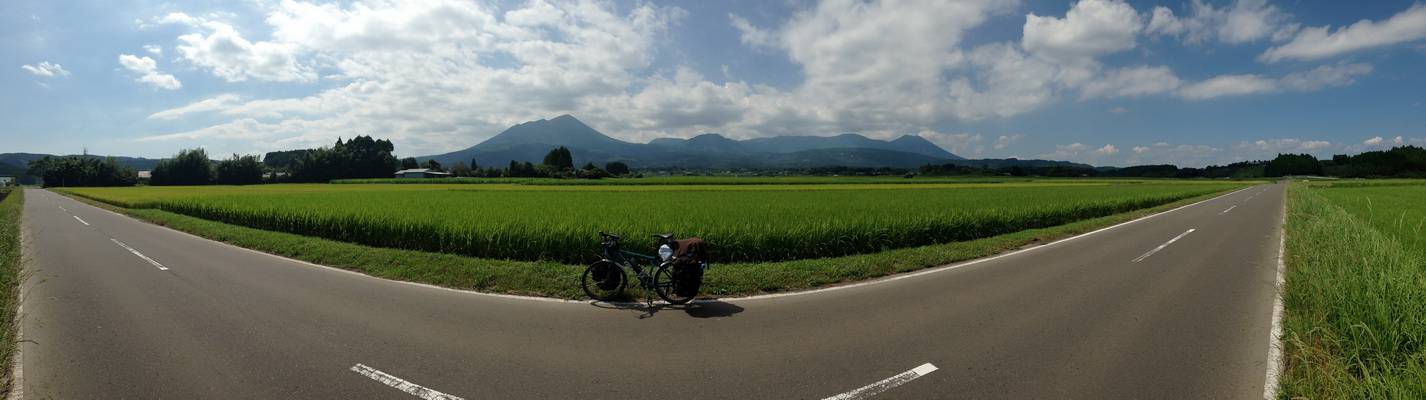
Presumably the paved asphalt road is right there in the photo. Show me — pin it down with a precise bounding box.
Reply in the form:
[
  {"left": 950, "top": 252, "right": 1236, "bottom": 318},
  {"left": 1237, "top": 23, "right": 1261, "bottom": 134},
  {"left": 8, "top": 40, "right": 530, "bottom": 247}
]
[{"left": 17, "top": 184, "right": 1284, "bottom": 399}]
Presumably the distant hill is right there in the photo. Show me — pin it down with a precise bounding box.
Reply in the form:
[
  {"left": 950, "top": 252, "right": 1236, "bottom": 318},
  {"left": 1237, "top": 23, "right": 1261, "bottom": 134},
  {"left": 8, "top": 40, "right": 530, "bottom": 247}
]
[
  {"left": 419, "top": 115, "right": 973, "bottom": 169},
  {"left": 0, "top": 153, "right": 161, "bottom": 171}
]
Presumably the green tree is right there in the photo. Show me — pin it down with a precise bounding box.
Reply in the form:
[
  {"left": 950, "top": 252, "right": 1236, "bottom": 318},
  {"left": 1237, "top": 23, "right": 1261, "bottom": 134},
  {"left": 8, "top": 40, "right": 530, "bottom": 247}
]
[
  {"left": 604, "top": 161, "right": 629, "bottom": 176},
  {"left": 542, "top": 146, "right": 574, "bottom": 171},
  {"left": 27, "top": 156, "right": 137, "bottom": 187},
  {"left": 1264, "top": 153, "right": 1323, "bottom": 177},
  {"left": 401, "top": 157, "right": 419, "bottom": 169},
  {"left": 151, "top": 148, "right": 214, "bottom": 186},
  {"left": 215, "top": 154, "right": 266, "bottom": 185}
]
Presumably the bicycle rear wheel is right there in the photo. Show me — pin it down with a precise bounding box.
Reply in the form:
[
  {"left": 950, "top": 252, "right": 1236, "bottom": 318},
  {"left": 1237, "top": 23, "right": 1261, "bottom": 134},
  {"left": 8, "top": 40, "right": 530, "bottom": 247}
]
[
  {"left": 654, "top": 264, "right": 697, "bottom": 305},
  {"left": 582, "top": 260, "right": 626, "bottom": 301}
]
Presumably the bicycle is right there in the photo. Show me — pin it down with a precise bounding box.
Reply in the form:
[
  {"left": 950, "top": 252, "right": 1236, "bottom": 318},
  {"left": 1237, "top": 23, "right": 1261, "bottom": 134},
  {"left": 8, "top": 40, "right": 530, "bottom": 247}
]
[{"left": 581, "top": 231, "right": 703, "bottom": 305}]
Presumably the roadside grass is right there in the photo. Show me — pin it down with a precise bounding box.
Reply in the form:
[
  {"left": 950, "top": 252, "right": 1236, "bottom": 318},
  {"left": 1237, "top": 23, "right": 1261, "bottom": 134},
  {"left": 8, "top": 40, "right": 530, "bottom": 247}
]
[
  {"left": 59, "top": 187, "right": 1233, "bottom": 300},
  {"left": 1279, "top": 183, "right": 1426, "bottom": 398},
  {"left": 0, "top": 188, "right": 23, "bottom": 395}
]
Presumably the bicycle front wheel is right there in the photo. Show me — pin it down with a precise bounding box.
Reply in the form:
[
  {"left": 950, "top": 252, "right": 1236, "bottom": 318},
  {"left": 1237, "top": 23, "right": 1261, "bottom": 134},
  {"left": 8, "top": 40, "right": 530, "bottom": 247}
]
[
  {"left": 654, "top": 264, "right": 697, "bottom": 305},
  {"left": 582, "top": 260, "right": 626, "bottom": 301}
]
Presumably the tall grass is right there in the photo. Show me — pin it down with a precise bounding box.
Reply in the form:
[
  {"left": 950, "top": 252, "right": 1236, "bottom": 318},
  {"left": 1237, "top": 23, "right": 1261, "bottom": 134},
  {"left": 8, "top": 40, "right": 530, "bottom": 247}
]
[
  {"left": 0, "top": 188, "right": 23, "bottom": 394},
  {"left": 61, "top": 182, "right": 1238, "bottom": 263},
  {"left": 1280, "top": 183, "right": 1426, "bottom": 398}
]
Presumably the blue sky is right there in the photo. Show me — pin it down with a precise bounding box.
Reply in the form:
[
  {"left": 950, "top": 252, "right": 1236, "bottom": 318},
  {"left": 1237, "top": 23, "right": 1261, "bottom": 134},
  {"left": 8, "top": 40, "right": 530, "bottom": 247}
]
[{"left": 3, "top": 0, "right": 1425, "bottom": 167}]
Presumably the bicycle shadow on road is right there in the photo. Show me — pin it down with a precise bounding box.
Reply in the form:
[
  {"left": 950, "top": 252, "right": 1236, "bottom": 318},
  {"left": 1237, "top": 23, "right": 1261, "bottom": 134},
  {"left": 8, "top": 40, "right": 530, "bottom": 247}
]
[{"left": 590, "top": 299, "right": 744, "bottom": 319}]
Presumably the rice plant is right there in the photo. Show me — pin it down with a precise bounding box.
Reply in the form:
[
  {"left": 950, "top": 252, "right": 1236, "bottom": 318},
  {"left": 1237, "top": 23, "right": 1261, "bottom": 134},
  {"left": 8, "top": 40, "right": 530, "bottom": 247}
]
[{"left": 61, "top": 181, "right": 1239, "bottom": 263}]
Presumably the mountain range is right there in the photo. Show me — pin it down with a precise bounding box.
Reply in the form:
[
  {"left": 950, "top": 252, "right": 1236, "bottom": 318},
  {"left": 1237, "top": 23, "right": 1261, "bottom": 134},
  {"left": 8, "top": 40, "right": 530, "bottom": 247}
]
[
  {"left": 419, "top": 115, "right": 1085, "bottom": 169},
  {"left": 2, "top": 115, "right": 1089, "bottom": 177}
]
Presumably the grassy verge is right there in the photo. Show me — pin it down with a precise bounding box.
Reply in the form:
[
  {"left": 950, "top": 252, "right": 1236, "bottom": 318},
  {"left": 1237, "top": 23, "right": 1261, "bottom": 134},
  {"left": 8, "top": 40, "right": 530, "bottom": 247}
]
[
  {"left": 1280, "top": 183, "right": 1426, "bottom": 398},
  {"left": 58, "top": 187, "right": 1237, "bottom": 300},
  {"left": 0, "top": 188, "right": 24, "bottom": 395}
]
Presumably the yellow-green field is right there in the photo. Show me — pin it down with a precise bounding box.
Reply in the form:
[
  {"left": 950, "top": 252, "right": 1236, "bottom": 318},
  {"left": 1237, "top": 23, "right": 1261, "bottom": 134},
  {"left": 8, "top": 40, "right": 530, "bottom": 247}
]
[{"left": 59, "top": 180, "right": 1243, "bottom": 263}]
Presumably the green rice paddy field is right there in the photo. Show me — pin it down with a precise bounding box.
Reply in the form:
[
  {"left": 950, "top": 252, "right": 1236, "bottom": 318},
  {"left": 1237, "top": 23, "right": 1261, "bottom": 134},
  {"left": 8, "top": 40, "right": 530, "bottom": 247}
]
[{"left": 60, "top": 180, "right": 1243, "bottom": 263}]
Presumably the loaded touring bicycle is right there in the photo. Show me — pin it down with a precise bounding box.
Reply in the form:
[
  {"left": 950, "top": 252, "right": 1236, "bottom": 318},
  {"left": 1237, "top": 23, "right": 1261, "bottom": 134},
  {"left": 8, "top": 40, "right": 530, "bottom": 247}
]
[{"left": 581, "top": 232, "right": 708, "bottom": 305}]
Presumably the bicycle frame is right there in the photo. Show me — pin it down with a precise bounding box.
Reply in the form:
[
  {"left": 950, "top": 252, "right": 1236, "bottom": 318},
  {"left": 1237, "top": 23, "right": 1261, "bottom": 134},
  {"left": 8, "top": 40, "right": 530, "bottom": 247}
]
[{"left": 602, "top": 245, "right": 658, "bottom": 285}]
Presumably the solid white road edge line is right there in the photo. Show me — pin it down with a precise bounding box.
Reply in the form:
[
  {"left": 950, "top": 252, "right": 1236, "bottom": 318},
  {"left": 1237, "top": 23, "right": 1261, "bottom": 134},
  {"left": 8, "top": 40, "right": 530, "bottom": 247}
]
[
  {"left": 1262, "top": 188, "right": 1287, "bottom": 400},
  {"left": 109, "top": 238, "right": 169, "bottom": 271},
  {"left": 350, "top": 363, "right": 465, "bottom": 400},
  {"left": 46, "top": 186, "right": 1254, "bottom": 304},
  {"left": 823, "top": 363, "right": 938, "bottom": 400},
  {"left": 72, "top": 215, "right": 89, "bottom": 226},
  {"left": 1221, "top": 205, "right": 1237, "bottom": 214},
  {"left": 1132, "top": 229, "right": 1196, "bottom": 263}
]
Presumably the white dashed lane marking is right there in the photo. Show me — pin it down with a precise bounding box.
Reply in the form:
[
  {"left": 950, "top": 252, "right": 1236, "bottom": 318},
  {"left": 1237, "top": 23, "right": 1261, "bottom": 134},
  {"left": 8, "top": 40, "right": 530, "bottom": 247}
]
[
  {"left": 822, "top": 363, "right": 938, "bottom": 400},
  {"left": 351, "top": 363, "right": 464, "bottom": 400},
  {"left": 109, "top": 238, "right": 169, "bottom": 271},
  {"left": 1133, "top": 229, "right": 1195, "bottom": 263}
]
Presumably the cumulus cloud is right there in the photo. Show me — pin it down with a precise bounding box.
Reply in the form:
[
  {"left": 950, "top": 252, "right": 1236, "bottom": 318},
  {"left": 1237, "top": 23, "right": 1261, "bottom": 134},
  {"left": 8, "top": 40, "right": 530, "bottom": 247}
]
[
  {"left": 143, "top": 44, "right": 162, "bottom": 55},
  {"left": 1261, "top": 3, "right": 1426, "bottom": 63},
  {"left": 20, "top": 61, "right": 69, "bottom": 77},
  {"left": 728, "top": 14, "right": 775, "bottom": 49},
  {"left": 117, "top": 54, "right": 181, "bottom": 90},
  {"left": 1148, "top": 0, "right": 1296, "bottom": 45},
  {"left": 176, "top": 21, "right": 313, "bottom": 82},
  {"left": 995, "top": 134, "right": 1024, "bottom": 150},
  {"left": 1363, "top": 136, "right": 1383, "bottom": 146},
  {"left": 1095, "top": 144, "right": 1119, "bottom": 155},
  {"left": 1022, "top": 0, "right": 1142, "bottom": 62}
]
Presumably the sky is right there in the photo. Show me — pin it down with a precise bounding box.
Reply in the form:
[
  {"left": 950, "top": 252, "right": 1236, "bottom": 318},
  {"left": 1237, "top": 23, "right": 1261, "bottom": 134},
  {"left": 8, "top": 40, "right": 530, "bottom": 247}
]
[{"left": 3, "top": 0, "right": 1425, "bottom": 167}]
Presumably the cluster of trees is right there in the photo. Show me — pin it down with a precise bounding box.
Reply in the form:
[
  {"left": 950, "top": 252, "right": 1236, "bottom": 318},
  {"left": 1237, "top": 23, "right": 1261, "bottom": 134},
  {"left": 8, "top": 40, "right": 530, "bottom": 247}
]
[
  {"left": 285, "top": 136, "right": 400, "bottom": 182},
  {"left": 407, "top": 147, "right": 631, "bottom": 179},
  {"left": 26, "top": 156, "right": 137, "bottom": 187},
  {"left": 150, "top": 149, "right": 266, "bottom": 186},
  {"left": 1325, "top": 146, "right": 1426, "bottom": 177}
]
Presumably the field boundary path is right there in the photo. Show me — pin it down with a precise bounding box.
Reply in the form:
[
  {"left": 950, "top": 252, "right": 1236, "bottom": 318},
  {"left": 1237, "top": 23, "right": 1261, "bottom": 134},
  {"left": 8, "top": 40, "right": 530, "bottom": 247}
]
[{"left": 19, "top": 184, "right": 1285, "bottom": 398}]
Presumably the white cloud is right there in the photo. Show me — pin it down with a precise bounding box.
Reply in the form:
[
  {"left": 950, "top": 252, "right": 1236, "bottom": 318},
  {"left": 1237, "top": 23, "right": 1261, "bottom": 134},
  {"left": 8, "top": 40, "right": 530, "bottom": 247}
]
[
  {"left": 1133, "top": 145, "right": 1150, "bottom": 153},
  {"left": 20, "top": 61, "right": 69, "bottom": 77},
  {"left": 1278, "top": 63, "right": 1373, "bottom": 91},
  {"left": 1177, "top": 62, "right": 1373, "bottom": 100},
  {"left": 1078, "top": 65, "right": 1182, "bottom": 99},
  {"left": 1363, "top": 136, "right": 1383, "bottom": 146},
  {"left": 117, "top": 54, "right": 182, "bottom": 90},
  {"left": 728, "top": 14, "right": 775, "bottom": 49},
  {"left": 1178, "top": 74, "right": 1277, "bottom": 100},
  {"left": 175, "top": 21, "right": 313, "bottom": 82},
  {"left": 1095, "top": 144, "right": 1119, "bottom": 155},
  {"left": 144, "top": 44, "right": 162, "bottom": 55},
  {"left": 916, "top": 131, "right": 985, "bottom": 157},
  {"left": 1149, "top": 0, "right": 1296, "bottom": 45},
  {"left": 1022, "top": 0, "right": 1142, "bottom": 62},
  {"left": 1261, "top": 3, "right": 1426, "bottom": 63},
  {"left": 147, "top": 94, "right": 243, "bottom": 120},
  {"left": 1237, "top": 138, "right": 1332, "bottom": 153},
  {"left": 995, "top": 134, "right": 1024, "bottom": 150}
]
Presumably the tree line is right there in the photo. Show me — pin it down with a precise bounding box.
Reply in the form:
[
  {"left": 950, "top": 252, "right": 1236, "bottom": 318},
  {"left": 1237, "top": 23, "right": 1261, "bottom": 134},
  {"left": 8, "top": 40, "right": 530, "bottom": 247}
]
[
  {"left": 398, "top": 146, "right": 630, "bottom": 179},
  {"left": 919, "top": 146, "right": 1426, "bottom": 179}
]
